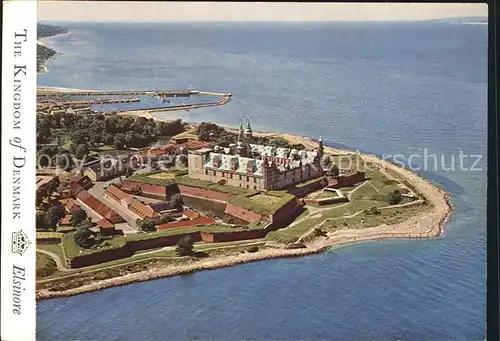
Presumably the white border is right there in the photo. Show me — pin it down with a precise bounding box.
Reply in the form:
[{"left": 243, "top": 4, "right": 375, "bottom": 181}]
[{"left": 1, "top": 1, "right": 37, "bottom": 340}]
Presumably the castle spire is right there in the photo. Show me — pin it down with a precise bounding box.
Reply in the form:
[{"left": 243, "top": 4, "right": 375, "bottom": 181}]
[
  {"left": 244, "top": 119, "right": 253, "bottom": 138},
  {"left": 318, "top": 136, "right": 324, "bottom": 156}
]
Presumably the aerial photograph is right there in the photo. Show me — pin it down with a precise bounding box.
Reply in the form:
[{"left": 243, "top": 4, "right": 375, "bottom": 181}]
[{"left": 35, "top": 2, "right": 487, "bottom": 340}]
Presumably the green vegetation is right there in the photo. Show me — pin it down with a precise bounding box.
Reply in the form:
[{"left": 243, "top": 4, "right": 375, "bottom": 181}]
[
  {"left": 36, "top": 253, "right": 58, "bottom": 278},
  {"left": 196, "top": 122, "right": 304, "bottom": 149},
  {"left": 37, "top": 113, "right": 186, "bottom": 167},
  {"left": 73, "top": 222, "right": 95, "bottom": 248},
  {"left": 37, "top": 243, "right": 65, "bottom": 260},
  {"left": 37, "top": 23, "right": 68, "bottom": 72},
  {"left": 229, "top": 190, "right": 295, "bottom": 216},
  {"left": 36, "top": 205, "right": 65, "bottom": 231},
  {"left": 70, "top": 210, "right": 88, "bottom": 226},
  {"left": 137, "top": 218, "right": 157, "bottom": 232},
  {"left": 36, "top": 232, "right": 63, "bottom": 240},
  {"left": 295, "top": 176, "right": 326, "bottom": 188},
  {"left": 61, "top": 224, "right": 253, "bottom": 259},
  {"left": 176, "top": 236, "right": 194, "bottom": 256}
]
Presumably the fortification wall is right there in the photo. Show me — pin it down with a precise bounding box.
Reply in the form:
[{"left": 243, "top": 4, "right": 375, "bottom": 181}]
[
  {"left": 224, "top": 203, "right": 263, "bottom": 223},
  {"left": 178, "top": 185, "right": 234, "bottom": 202},
  {"left": 200, "top": 229, "right": 267, "bottom": 243},
  {"left": 288, "top": 177, "right": 328, "bottom": 197},
  {"left": 158, "top": 217, "right": 216, "bottom": 230},
  {"left": 269, "top": 197, "right": 301, "bottom": 228}
]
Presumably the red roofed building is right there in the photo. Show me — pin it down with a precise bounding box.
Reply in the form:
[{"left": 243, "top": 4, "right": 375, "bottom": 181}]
[
  {"left": 184, "top": 208, "right": 201, "bottom": 220},
  {"left": 96, "top": 218, "right": 123, "bottom": 236},
  {"left": 73, "top": 183, "right": 124, "bottom": 224},
  {"left": 64, "top": 198, "right": 82, "bottom": 214},
  {"left": 59, "top": 214, "right": 73, "bottom": 226},
  {"left": 104, "top": 185, "right": 159, "bottom": 220}
]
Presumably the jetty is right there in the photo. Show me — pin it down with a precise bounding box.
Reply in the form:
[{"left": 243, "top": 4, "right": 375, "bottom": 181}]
[{"left": 36, "top": 88, "right": 232, "bottom": 114}]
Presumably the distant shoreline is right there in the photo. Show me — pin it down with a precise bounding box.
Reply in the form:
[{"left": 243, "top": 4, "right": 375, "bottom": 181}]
[
  {"left": 37, "top": 27, "right": 69, "bottom": 74},
  {"left": 35, "top": 101, "right": 453, "bottom": 300}
]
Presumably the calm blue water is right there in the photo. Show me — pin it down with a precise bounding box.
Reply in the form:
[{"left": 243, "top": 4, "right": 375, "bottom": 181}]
[{"left": 37, "top": 20, "right": 487, "bottom": 340}]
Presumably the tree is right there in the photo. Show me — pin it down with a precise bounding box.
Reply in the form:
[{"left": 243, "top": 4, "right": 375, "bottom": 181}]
[
  {"left": 75, "top": 144, "right": 89, "bottom": 160},
  {"left": 167, "top": 193, "right": 183, "bottom": 210},
  {"left": 159, "top": 213, "right": 172, "bottom": 224},
  {"left": 385, "top": 189, "right": 402, "bottom": 205},
  {"left": 70, "top": 209, "right": 88, "bottom": 226},
  {"left": 57, "top": 153, "right": 73, "bottom": 171},
  {"left": 71, "top": 129, "right": 88, "bottom": 145},
  {"left": 138, "top": 218, "right": 156, "bottom": 232},
  {"left": 326, "top": 164, "right": 339, "bottom": 178},
  {"left": 176, "top": 236, "right": 194, "bottom": 256},
  {"left": 113, "top": 133, "right": 125, "bottom": 149},
  {"left": 44, "top": 206, "right": 65, "bottom": 231},
  {"left": 36, "top": 211, "right": 46, "bottom": 230},
  {"left": 47, "top": 177, "right": 60, "bottom": 195},
  {"left": 102, "top": 133, "right": 115, "bottom": 146},
  {"left": 73, "top": 222, "right": 94, "bottom": 248}
]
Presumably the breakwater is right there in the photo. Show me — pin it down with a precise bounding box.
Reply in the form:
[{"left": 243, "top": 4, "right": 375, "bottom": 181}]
[{"left": 36, "top": 88, "right": 232, "bottom": 114}]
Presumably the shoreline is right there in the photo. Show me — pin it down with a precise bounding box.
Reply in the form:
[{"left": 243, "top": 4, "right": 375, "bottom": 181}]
[
  {"left": 36, "top": 106, "right": 453, "bottom": 300},
  {"left": 37, "top": 30, "right": 70, "bottom": 74}
]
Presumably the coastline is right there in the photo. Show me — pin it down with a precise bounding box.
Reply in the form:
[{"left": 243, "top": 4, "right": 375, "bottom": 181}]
[
  {"left": 37, "top": 30, "right": 70, "bottom": 74},
  {"left": 36, "top": 99, "right": 453, "bottom": 299}
]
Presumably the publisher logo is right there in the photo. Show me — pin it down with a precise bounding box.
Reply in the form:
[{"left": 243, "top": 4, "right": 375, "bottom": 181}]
[{"left": 11, "top": 230, "right": 31, "bottom": 256}]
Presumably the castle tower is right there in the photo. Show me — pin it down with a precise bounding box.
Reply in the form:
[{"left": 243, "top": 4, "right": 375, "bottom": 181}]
[
  {"left": 244, "top": 120, "right": 253, "bottom": 138},
  {"left": 237, "top": 121, "right": 244, "bottom": 141},
  {"left": 318, "top": 136, "right": 324, "bottom": 157}
]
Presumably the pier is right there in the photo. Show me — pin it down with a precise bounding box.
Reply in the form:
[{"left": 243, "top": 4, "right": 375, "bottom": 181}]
[{"left": 36, "top": 88, "right": 232, "bottom": 114}]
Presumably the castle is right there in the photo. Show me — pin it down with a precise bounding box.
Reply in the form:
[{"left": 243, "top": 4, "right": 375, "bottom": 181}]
[{"left": 187, "top": 121, "right": 324, "bottom": 190}]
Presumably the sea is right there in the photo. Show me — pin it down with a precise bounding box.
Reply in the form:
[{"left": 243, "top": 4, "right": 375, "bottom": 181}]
[{"left": 37, "top": 19, "right": 487, "bottom": 341}]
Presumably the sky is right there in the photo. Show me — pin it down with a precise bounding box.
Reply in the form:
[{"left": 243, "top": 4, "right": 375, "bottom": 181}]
[{"left": 38, "top": 1, "right": 488, "bottom": 23}]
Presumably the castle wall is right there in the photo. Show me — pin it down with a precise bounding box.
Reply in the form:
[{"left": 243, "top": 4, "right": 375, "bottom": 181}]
[
  {"left": 158, "top": 217, "right": 216, "bottom": 230},
  {"left": 287, "top": 177, "right": 328, "bottom": 197},
  {"left": 200, "top": 229, "right": 267, "bottom": 243},
  {"left": 224, "top": 203, "right": 264, "bottom": 223},
  {"left": 327, "top": 172, "right": 366, "bottom": 188},
  {"left": 269, "top": 197, "right": 301, "bottom": 228},
  {"left": 188, "top": 166, "right": 265, "bottom": 191},
  {"left": 178, "top": 185, "right": 235, "bottom": 202}
]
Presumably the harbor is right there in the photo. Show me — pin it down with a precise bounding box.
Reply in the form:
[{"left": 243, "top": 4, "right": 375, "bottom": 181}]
[{"left": 36, "top": 88, "right": 232, "bottom": 114}]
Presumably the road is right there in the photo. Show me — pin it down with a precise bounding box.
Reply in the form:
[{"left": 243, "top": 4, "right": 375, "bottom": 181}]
[
  {"left": 88, "top": 181, "right": 139, "bottom": 231},
  {"left": 37, "top": 249, "right": 71, "bottom": 272}
]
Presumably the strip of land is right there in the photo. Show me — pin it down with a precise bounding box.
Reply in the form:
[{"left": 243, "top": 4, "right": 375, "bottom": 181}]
[{"left": 36, "top": 112, "right": 452, "bottom": 299}]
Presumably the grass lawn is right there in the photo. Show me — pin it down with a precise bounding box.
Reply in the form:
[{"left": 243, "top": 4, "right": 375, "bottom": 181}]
[
  {"left": 37, "top": 231, "right": 63, "bottom": 239},
  {"left": 295, "top": 176, "right": 325, "bottom": 188},
  {"left": 229, "top": 191, "right": 295, "bottom": 216},
  {"left": 307, "top": 190, "right": 338, "bottom": 199},
  {"left": 350, "top": 182, "right": 380, "bottom": 201},
  {"left": 322, "top": 201, "right": 429, "bottom": 231},
  {"left": 266, "top": 216, "right": 323, "bottom": 244},
  {"left": 61, "top": 224, "right": 251, "bottom": 259},
  {"left": 37, "top": 243, "right": 65, "bottom": 260},
  {"left": 37, "top": 252, "right": 57, "bottom": 278},
  {"left": 367, "top": 170, "right": 400, "bottom": 195}
]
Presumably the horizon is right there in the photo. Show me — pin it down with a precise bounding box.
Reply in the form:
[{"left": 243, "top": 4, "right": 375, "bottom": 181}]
[
  {"left": 38, "top": 16, "right": 488, "bottom": 25},
  {"left": 38, "top": 2, "right": 487, "bottom": 23}
]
